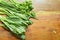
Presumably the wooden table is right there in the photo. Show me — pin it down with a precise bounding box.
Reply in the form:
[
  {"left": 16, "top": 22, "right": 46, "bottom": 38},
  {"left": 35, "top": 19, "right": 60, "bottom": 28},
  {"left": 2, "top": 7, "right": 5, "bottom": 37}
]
[
  {"left": 26, "top": 11, "right": 60, "bottom": 40},
  {"left": 0, "top": 0, "right": 60, "bottom": 40}
]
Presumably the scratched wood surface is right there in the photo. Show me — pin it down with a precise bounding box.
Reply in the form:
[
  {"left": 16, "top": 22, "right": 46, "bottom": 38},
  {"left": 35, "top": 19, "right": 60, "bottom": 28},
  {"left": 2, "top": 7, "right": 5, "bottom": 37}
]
[{"left": 0, "top": 0, "right": 60, "bottom": 40}]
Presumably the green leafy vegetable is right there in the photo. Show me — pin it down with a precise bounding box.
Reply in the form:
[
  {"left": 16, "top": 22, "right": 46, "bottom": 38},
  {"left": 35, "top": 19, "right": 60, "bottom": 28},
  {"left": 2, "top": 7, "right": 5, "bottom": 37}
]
[{"left": 0, "top": 0, "right": 35, "bottom": 40}]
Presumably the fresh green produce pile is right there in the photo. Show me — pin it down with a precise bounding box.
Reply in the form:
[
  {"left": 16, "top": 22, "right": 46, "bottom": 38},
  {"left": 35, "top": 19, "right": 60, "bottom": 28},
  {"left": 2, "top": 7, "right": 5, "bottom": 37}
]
[{"left": 0, "top": 0, "right": 35, "bottom": 40}]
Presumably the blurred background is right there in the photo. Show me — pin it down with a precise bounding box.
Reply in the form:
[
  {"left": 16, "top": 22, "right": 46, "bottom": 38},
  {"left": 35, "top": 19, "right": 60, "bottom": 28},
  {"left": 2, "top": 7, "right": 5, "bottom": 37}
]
[
  {"left": 6, "top": 0, "right": 60, "bottom": 11},
  {"left": 0, "top": 0, "right": 60, "bottom": 40},
  {"left": 32, "top": 0, "right": 60, "bottom": 11}
]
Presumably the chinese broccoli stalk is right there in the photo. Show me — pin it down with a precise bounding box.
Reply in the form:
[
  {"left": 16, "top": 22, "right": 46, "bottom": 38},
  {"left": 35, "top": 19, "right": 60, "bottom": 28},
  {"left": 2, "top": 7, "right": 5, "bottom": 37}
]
[{"left": 0, "top": 0, "right": 35, "bottom": 40}]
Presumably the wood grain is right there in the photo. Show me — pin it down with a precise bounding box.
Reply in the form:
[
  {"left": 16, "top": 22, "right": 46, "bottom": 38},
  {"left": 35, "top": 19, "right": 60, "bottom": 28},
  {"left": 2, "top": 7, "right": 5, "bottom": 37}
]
[
  {"left": 26, "top": 11, "right": 60, "bottom": 40},
  {"left": 32, "top": 0, "right": 60, "bottom": 12}
]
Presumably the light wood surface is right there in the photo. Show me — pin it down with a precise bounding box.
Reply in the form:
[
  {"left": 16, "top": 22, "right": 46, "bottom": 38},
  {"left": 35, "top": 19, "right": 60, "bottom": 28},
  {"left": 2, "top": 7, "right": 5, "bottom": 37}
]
[
  {"left": 32, "top": 0, "right": 60, "bottom": 12},
  {"left": 26, "top": 11, "right": 60, "bottom": 40}
]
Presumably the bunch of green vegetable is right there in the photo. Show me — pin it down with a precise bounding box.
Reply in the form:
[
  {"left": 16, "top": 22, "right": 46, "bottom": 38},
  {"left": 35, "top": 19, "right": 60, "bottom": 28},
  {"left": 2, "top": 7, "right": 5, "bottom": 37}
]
[{"left": 0, "top": 0, "right": 35, "bottom": 40}]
